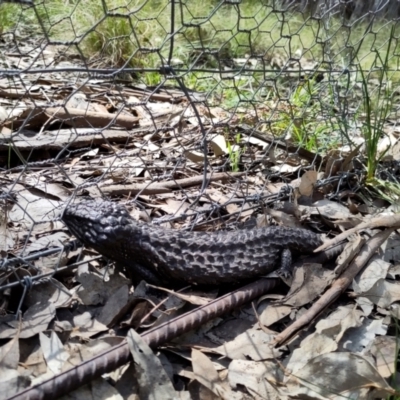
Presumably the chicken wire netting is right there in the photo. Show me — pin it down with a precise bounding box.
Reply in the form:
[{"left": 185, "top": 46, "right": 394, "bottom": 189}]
[{"left": 0, "top": 0, "right": 399, "bottom": 317}]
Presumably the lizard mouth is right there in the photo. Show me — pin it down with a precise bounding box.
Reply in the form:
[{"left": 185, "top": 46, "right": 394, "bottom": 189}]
[
  {"left": 62, "top": 209, "right": 96, "bottom": 246},
  {"left": 62, "top": 213, "right": 87, "bottom": 243}
]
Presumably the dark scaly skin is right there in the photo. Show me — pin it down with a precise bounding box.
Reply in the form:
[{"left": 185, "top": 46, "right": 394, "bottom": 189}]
[{"left": 62, "top": 200, "right": 324, "bottom": 285}]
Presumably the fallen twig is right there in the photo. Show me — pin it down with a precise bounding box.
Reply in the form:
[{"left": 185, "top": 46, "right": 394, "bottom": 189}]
[
  {"left": 315, "top": 214, "right": 400, "bottom": 252},
  {"left": 101, "top": 171, "right": 245, "bottom": 195},
  {"left": 238, "top": 124, "right": 323, "bottom": 165}
]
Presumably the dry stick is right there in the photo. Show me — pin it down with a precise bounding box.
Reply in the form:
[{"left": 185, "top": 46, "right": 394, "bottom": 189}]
[
  {"left": 238, "top": 124, "right": 322, "bottom": 165},
  {"left": 273, "top": 228, "right": 394, "bottom": 347},
  {"left": 45, "top": 107, "right": 140, "bottom": 129},
  {"left": 101, "top": 171, "right": 245, "bottom": 196},
  {"left": 315, "top": 214, "right": 400, "bottom": 252}
]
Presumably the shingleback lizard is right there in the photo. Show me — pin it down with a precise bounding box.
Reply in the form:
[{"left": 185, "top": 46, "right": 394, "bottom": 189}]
[{"left": 62, "top": 199, "right": 324, "bottom": 285}]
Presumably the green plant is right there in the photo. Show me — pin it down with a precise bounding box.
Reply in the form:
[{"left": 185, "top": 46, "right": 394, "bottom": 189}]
[
  {"left": 227, "top": 134, "right": 241, "bottom": 172},
  {"left": 354, "top": 25, "right": 400, "bottom": 202},
  {"left": 268, "top": 75, "right": 337, "bottom": 152},
  {"left": 290, "top": 77, "right": 320, "bottom": 148},
  {"left": 0, "top": 3, "right": 20, "bottom": 33},
  {"left": 359, "top": 51, "right": 392, "bottom": 183},
  {"left": 144, "top": 71, "right": 162, "bottom": 86}
]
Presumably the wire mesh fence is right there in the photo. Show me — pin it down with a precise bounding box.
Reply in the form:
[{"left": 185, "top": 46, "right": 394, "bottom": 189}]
[{"left": 0, "top": 0, "right": 399, "bottom": 370}]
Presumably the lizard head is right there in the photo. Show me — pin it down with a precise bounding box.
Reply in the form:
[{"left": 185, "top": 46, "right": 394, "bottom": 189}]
[{"left": 62, "top": 199, "right": 133, "bottom": 249}]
